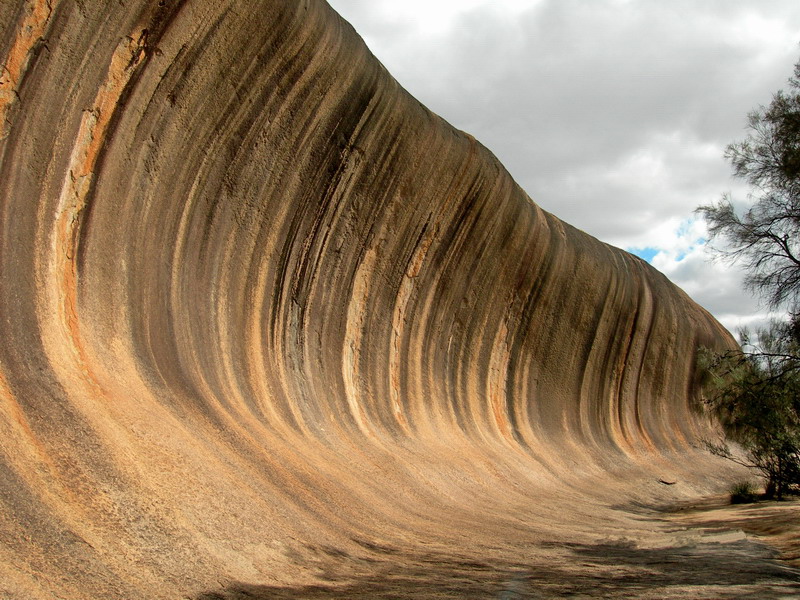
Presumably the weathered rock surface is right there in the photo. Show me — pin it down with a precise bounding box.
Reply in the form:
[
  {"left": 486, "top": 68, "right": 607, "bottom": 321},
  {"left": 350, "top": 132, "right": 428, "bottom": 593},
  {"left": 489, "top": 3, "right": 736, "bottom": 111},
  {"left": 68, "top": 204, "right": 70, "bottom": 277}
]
[{"left": 0, "top": 1, "right": 758, "bottom": 598}]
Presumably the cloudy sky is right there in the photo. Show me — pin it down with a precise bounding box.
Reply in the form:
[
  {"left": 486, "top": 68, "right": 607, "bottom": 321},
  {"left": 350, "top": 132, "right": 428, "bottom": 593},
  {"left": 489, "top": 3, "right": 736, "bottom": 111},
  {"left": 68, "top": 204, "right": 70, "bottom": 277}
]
[{"left": 327, "top": 0, "right": 800, "bottom": 335}]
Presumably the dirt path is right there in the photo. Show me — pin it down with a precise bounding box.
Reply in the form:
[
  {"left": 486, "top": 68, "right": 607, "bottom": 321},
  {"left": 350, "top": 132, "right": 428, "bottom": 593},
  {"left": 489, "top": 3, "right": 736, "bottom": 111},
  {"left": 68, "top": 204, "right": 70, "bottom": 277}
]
[
  {"left": 196, "top": 497, "right": 800, "bottom": 599},
  {"left": 668, "top": 495, "right": 800, "bottom": 567}
]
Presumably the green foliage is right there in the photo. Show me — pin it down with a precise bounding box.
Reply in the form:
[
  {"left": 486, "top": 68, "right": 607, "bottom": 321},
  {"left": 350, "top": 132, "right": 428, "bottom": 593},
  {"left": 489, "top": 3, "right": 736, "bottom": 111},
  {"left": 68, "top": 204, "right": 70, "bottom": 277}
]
[
  {"left": 698, "top": 319, "right": 800, "bottom": 499},
  {"left": 729, "top": 480, "right": 759, "bottom": 504}
]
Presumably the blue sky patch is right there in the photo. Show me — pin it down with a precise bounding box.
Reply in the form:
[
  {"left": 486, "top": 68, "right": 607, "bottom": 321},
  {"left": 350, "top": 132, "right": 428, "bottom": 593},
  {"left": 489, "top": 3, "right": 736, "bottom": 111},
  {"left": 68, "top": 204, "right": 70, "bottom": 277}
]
[{"left": 628, "top": 247, "right": 659, "bottom": 263}]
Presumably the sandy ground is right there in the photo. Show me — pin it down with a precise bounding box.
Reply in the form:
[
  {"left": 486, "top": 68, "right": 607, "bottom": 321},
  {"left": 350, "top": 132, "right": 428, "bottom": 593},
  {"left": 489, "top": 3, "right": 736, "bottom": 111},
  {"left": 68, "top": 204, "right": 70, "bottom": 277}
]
[{"left": 196, "top": 496, "right": 800, "bottom": 599}]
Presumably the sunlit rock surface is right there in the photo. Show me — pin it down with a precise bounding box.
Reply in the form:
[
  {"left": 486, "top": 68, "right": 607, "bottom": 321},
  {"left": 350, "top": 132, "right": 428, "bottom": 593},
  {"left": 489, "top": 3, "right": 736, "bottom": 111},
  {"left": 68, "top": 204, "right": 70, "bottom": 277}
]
[{"left": 0, "top": 1, "right": 745, "bottom": 598}]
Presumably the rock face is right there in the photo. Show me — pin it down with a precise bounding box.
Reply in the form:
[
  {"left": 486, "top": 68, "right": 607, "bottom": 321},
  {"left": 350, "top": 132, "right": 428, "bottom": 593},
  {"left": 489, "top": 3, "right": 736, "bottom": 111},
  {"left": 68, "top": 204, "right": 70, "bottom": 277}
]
[{"left": 0, "top": 1, "right": 736, "bottom": 598}]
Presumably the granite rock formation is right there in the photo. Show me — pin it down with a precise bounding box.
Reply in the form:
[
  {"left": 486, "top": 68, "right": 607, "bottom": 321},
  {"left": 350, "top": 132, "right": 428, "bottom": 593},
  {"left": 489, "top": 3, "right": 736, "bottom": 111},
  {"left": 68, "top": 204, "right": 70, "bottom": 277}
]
[{"left": 1, "top": 1, "right": 741, "bottom": 598}]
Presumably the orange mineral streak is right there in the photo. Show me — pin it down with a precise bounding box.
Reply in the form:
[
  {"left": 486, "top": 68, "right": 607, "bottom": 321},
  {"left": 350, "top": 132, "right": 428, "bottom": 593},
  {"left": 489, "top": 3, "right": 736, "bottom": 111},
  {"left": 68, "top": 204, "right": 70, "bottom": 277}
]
[
  {"left": 0, "top": 368, "right": 77, "bottom": 509},
  {"left": 0, "top": 369, "right": 43, "bottom": 456},
  {"left": 0, "top": 0, "right": 55, "bottom": 137},
  {"left": 47, "top": 35, "right": 145, "bottom": 393},
  {"left": 488, "top": 320, "right": 513, "bottom": 442}
]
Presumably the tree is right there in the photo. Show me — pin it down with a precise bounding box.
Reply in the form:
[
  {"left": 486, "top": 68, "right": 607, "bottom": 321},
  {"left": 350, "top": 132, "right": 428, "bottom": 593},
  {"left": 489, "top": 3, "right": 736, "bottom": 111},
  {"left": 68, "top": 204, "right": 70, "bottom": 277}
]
[
  {"left": 696, "top": 57, "right": 800, "bottom": 499},
  {"left": 698, "top": 321, "right": 800, "bottom": 499},
  {"left": 697, "top": 59, "right": 800, "bottom": 310}
]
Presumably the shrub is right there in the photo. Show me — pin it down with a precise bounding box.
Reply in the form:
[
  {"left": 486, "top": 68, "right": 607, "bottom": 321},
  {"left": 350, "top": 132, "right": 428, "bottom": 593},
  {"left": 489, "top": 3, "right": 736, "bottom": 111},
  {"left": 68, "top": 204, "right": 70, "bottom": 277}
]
[{"left": 730, "top": 481, "right": 759, "bottom": 504}]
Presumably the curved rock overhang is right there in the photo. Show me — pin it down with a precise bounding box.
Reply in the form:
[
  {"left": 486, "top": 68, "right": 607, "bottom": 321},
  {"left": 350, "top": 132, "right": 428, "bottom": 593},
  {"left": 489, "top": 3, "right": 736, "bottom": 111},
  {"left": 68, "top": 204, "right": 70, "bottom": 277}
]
[{"left": 0, "top": 1, "right": 736, "bottom": 597}]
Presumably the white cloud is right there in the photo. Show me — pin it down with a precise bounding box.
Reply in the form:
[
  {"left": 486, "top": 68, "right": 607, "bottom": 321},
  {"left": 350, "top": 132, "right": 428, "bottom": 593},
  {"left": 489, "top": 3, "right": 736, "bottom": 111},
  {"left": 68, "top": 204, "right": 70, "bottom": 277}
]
[{"left": 652, "top": 241, "right": 772, "bottom": 335}]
